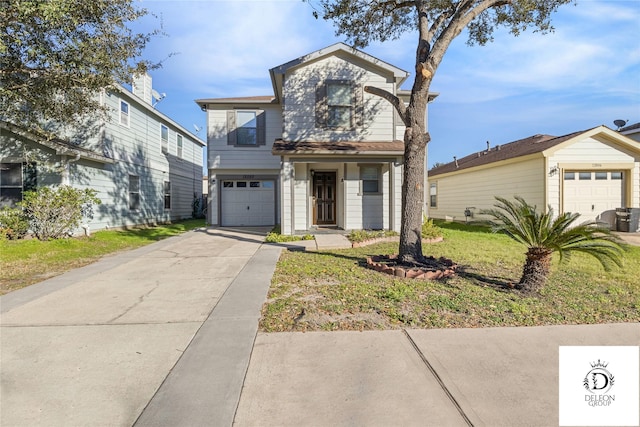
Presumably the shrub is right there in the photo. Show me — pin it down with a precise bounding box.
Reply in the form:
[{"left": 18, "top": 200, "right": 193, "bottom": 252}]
[
  {"left": 347, "top": 229, "right": 398, "bottom": 243},
  {"left": 0, "top": 208, "right": 30, "bottom": 240},
  {"left": 421, "top": 215, "right": 443, "bottom": 240},
  {"left": 265, "top": 225, "right": 314, "bottom": 243},
  {"left": 21, "top": 186, "right": 101, "bottom": 240}
]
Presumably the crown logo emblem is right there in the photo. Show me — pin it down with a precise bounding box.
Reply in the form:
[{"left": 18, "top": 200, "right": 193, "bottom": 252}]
[{"left": 590, "top": 359, "right": 608, "bottom": 369}]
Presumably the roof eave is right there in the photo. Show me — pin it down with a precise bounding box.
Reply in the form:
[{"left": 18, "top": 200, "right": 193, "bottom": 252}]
[{"left": 273, "top": 150, "right": 404, "bottom": 156}]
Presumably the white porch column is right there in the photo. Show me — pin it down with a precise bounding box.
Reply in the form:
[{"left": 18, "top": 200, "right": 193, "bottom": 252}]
[{"left": 280, "top": 158, "right": 294, "bottom": 235}]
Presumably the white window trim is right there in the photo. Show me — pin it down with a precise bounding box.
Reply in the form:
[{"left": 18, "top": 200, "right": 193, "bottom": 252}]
[
  {"left": 119, "top": 100, "right": 130, "bottom": 127},
  {"left": 359, "top": 164, "right": 382, "bottom": 195},
  {"left": 430, "top": 182, "right": 438, "bottom": 208},
  {"left": 176, "top": 134, "right": 183, "bottom": 158},
  {"left": 161, "top": 124, "right": 169, "bottom": 154}
]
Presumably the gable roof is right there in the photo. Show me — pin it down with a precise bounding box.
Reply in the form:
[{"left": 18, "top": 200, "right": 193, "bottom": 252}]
[
  {"left": 269, "top": 43, "right": 410, "bottom": 103},
  {"left": 429, "top": 125, "right": 640, "bottom": 177}
]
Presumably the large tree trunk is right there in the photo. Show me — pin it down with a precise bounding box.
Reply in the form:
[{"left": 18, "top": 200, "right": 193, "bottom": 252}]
[
  {"left": 398, "top": 124, "right": 429, "bottom": 264},
  {"left": 517, "top": 248, "right": 553, "bottom": 293}
]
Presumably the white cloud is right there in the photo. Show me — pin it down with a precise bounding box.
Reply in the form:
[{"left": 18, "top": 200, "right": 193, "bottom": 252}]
[{"left": 138, "top": 1, "right": 336, "bottom": 95}]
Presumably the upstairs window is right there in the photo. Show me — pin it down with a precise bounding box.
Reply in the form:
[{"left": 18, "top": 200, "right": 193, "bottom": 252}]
[
  {"left": 161, "top": 125, "right": 169, "bottom": 154},
  {"left": 120, "top": 100, "right": 130, "bottom": 127},
  {"left": 236, "top": 111, "right": 257, "bottom": 145},
  {"left": 316, "top": 80, "right": 362, "bottom": 130},
  {"left": 227, "top": 110, "right": 266, "bottom": 146},
  {"left": 176, "top": 134, "right": 183, "bottom": 158},
  {"left": 327, "top": 83, "right": 352, "bottom": 128}
]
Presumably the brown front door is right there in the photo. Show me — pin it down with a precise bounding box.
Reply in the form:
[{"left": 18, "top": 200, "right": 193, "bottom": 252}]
[{"left": 313, "top": 172, "right": 336, "bottom": 225}]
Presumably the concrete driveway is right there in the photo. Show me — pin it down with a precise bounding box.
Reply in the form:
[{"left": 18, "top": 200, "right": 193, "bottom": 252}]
[{"left": 1, "top": 227, "right": 277, "bottom": 426}]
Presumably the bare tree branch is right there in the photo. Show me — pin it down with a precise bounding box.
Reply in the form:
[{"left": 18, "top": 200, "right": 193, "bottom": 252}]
[{"left": 364, "top": 85, "right": 407, "bottom": 124}]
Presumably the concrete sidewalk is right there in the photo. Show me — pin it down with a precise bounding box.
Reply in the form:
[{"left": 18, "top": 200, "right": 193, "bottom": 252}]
[{"left": 2, "top": 227, "right": 639, "bottom": 426}]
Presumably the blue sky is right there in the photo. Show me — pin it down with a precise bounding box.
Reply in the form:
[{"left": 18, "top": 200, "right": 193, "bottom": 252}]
[{"left": 134, "top": 0, "right": 640, "bottom": 170}]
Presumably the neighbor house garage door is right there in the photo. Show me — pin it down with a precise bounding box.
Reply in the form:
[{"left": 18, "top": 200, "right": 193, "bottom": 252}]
[
  {"left": 221, "top": 180, "right": 275, "bottom": 226},
  {"left": 563, "top": 171, "right": 623, "bottom": 224}
]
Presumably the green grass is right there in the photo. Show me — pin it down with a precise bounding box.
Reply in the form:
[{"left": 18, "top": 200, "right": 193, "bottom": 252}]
[
  {"left": 260, "top": 221, "right": 640, "bottom": 331},
  {"left": 0, "top": 219, "right": 205, "bottom": 295}
]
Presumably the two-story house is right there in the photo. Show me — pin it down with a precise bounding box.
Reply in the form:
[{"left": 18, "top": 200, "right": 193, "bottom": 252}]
[
  {"left": 197, "top": 43, "right": 436, "bottom": 235},
  {"left": 0, "top": 73, "right": 205, "bottom": 232}
]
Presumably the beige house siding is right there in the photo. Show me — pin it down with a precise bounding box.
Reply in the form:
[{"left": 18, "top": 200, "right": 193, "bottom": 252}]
[
  {"left": 283, "top": 55, "right": 396, "bottom": 143},
  {"left": 428, "top": 158, "right": 545, "bottom": 221},
  {"left": 547, "top": 136, "right": 639, "bottom": 214}
]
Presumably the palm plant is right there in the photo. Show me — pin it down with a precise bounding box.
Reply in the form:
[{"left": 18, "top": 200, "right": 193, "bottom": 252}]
[{"left": 481, "top": 196, "right": 625, "bottom": 293}]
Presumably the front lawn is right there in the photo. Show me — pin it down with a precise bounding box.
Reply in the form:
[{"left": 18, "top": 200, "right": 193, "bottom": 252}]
[
  {"left": 0, "top": 219, "right": 206, "bottom": 295},
  {"left": 260, "top": 221, "right": 640, "bottom": 331}
]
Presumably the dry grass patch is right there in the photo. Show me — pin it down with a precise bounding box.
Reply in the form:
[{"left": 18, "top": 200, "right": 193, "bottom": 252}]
[{"left": 259, "top": 222, "right": 640, "bottom": 332}]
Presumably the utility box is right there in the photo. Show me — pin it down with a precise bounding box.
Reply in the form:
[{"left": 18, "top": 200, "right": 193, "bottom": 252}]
[{"left": 615, "top": 208, "right": 631, "bottom": 232}]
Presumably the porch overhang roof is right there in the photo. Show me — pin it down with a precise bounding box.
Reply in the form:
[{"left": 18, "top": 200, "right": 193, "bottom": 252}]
[{"left": 272, "top": 139, "right": 404, "bottom": 156}]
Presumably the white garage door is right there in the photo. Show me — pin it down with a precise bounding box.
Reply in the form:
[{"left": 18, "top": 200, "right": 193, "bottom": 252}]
[
  {"left": 221, "top": 180, "right": 275, "bottom": 226},
  {"left": 563, "top": 171, "right": 623, "bottom": 224}
]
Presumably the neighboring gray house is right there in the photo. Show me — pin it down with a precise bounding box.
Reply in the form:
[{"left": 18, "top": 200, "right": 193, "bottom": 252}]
[
  {"left": 620, "top": 122, "right": 640, "bottom": 143},
  {"left": 197, "top": 43, "right": 436, "bottom": 234},
  {"left": 0, "top": 74, "right": 205, "bottom": 232}
]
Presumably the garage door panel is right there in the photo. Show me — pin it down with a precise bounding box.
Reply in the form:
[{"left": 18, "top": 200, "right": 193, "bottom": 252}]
[
  {"left": 221, "top": 180, "right": 275, "bottom": 226},
  {"left": 564, "top": 171, "right": 623, "bottom": 226}
]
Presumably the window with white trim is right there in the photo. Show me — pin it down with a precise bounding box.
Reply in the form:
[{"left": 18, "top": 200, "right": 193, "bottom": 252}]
[
  {"left": 161, "top": 125, "right": 169, "bottom": 154},
  {"left": 430, "top": 182, "right": 437, "bottom": 208},
  {"left": 327, "top": 82, "right": 353, "bottom": 128},
  {"left": 0, "top": 163, "right": 37, "bottom": 208},
  {"left": 361, "top": 165, "right": 380, "bottom": 194},
  {"left": 227, "top": 110, "right": 265, "bottom": 146},
  {"left": 315, "top": 80, "right": 362, "bottom": 130},
  {"left": 176, "top": 134, "right": 183, "bottom": 158},
  {"left": 129, "top": 175, "right": 140, "bottom": 210},
  {"left": 120, "top": 100, "right": 130, "bottom": 127}
]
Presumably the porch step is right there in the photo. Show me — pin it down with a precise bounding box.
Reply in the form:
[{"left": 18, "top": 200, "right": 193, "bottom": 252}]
[{"left": 313, "top": 234, "right": 352, "bottom": 250}]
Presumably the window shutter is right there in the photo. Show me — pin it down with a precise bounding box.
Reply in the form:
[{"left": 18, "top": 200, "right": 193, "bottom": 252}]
[
  {"left": 227, "top": 110, "right": 237, "bottom": 145},
  {"left": 315, "top": 83, "right": 327, "bottom": 128},
  {"left": 257, "top": 110, "right": 266, "bottom": 145},
  {"left": 353, "top": 84, "right": 363, "bottom": 129}
]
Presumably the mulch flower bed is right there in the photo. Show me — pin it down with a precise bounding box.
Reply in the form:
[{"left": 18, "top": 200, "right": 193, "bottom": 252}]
[{"left": 366, "top": 254, "right": 457, "bottom": 280}]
